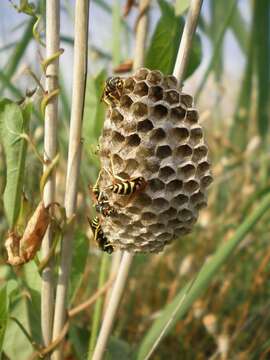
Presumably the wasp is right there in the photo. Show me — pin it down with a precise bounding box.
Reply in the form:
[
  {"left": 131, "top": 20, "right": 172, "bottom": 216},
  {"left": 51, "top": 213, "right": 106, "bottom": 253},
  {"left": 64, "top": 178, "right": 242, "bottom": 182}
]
[
  {"left": 101, "top": 76, "right": 124, "bottom": 107},
  {"left": 89, "top": 171, "right": 116, "bottom": 217},
  {"left": 104, "top": 156, "right": 147, "bottom": 197},
  {"left": 107, "top": 176, "right": 147, "bottom": 195},
  {"left": 88, "top": 216, "right": 114, "bottom": 254}
]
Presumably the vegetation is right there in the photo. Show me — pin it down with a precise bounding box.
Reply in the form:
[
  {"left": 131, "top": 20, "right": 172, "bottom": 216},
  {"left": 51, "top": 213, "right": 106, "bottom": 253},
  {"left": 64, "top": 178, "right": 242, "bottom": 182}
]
[{"left": 0, "top": 0, "right": 270, "bottom": 359}]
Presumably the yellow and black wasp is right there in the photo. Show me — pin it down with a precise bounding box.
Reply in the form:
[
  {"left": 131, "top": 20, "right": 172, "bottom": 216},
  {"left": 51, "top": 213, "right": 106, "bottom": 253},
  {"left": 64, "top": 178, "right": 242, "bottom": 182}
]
[
  {"left": 88, "top": 216, "right": 114, "bottom": 254},
  {"left": 101, "top": 76, "right": 124, "bottom": 107},
  {"left": 107, "top": 176, "right": 147, "bottom": 195},
  {"left": 89, "top": 171, "right": 116, "bottom": 217}
]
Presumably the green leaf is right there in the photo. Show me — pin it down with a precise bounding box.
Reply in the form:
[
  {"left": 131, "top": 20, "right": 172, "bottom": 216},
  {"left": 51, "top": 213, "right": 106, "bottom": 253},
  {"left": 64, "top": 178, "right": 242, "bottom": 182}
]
[
  {"left": 137, "top": 193, "right": 270, "bottom": 359},
  {"left": 0, "top": 285, "right": 8, "bottom": 356},
  {"left": 175, "top": 0, "right": 189, "bottom": 15},
  {"left": 69, "top": 325, "right": 90, "bottom": 360},
  {"left": 24, "top": 262, "right": 42, "bottom": 344},
  {"left": 254, "top": 0, "right": 270, "bottom": 138},
  {"left": 230, "top": 6, "right": 248, "bottom": 54},
  {"left": 3, "top": 297, "right": 33, "bottom": 359},
  {"left": 69, "top": 232, "right": 89, "bottom": 304},
  {"left": 106, "top": 337, "right": 133, "bottom": 360},
  {"left": 0, "top": 99, "right": 32, "bottom": 228},
  {"left": 145, "top": 0, "right": 201, "bottom": 78}
]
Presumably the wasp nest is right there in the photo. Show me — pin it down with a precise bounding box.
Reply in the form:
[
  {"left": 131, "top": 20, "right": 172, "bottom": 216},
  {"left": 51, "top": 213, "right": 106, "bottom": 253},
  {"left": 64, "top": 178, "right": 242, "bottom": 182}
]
[{"left": 98, "top": 68, "right": 212, "bottom": 253}]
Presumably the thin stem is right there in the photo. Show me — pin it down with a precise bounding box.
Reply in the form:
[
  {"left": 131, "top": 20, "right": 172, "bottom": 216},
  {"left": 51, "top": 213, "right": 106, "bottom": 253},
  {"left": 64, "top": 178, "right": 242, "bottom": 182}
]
[
  {"left": 41, "top": 0, "right": 60, "bottom": 348},
  {"left": 133, "top": 0, "right": 150, "bottom": 70},
  {"left": 173, "top": 0, "right": 203, "bottom": 85},
  {"left": 91, "top": 3, "right": 150, "bottom": 358},
  {"left": 88, "top": 254, "right": 110, "bottom": 359},
  {"left": 92, "top": 252, "right": 134, "bottom": 360},
  {"left": 51, "top": 1, "right": 90, "bottom": 359}
]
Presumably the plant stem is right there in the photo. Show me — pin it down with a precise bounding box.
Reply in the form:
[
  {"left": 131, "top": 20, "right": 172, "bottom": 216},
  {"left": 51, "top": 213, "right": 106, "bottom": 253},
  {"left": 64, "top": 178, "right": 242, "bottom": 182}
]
[
  {"left": 133, "top": 0, "right": 150, "bottom": 70},
  {"left": 51, "top": 1, "right": 90, "bottom": 359},
  {"left": 92, "top": 252, "right": 134, "bottom": 360},
  {"left": 41, "top": 0, "right": 60, "bottom": 348},
  {"left": 173, "top": 0, "right": 203, "bottom": 85},
  {"left": 88, "top": 254, "right": 110, "bottom": 359}
]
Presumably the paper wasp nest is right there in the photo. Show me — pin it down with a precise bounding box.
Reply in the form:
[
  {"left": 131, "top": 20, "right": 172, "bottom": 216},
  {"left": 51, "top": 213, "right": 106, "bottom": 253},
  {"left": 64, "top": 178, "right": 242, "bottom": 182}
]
[{"left": 98, "top": 68, "right": 212, "bottom": 253}]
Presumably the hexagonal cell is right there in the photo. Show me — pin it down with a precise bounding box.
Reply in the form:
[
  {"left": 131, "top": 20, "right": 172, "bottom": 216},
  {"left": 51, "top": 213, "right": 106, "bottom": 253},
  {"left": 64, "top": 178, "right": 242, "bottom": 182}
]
[
  {"left": 152, "top": 197, "right": 169, "bottom": 211},
  {"left": 124, "top": 120, "right": 137, "bottom": 133},
  {"left": 183, "top": 179, "right": 200, "bottom": 193},
  {"left": 192, "top": 145, "right": 208, "bottom": 161},
  {"left": 131, "top": 102, "right": 148, "bottom": 117},
  {"left": 190, "top": 127, "right": 203, "bottom": 144},
  {"left": 179, "top": 163, "right": 196, "bottom": 178},
  {"left": 151, "top": 104, "right": 168, "bottom": 120},
  {"left": 144, "top": 157, "right": 160, "bottom": 173},
  {"left": 120, "top": 95, "right": 133, "bottom": 109},
  {"left": 166, "top": 179, "right": 183, "bottom": 192},
  {"left": 137, "top": 119, "right": 154, "bottom": 133},
  {"left": 160, "top": 207, "right": 177, "bottom": 219},
  {"left": 134, "top": 68, "right": 149, "bottom": 80},
  {"left": 112, "top": 154, "right": 124, "bottom": 168},
  {"left": 110, "top": 108, "right": 124, "bottom": 125},
  {"left": 102, "top": 128, "right": 111, "bottom": 138},
  {"left": 200, "top": 174, "right": 213, "bottom": 188},
  {"left": 150, "top": 128, "right": 166, "bottom": 142},
  {"left": 171, "top": 105, "right": 186, "bottom": 121},
  {"left": 185, "top": 109, "right": 199, "bottom": 124},
  {"left": 178, "top": 208, "right": 193, "bottom": 221},
  {"left": 126, "top": 133, "right": 141, "bottom": 147},
  {"left": 116, "top": 212, "right": 130, "bottom": 225},
  {"left": 158, "top": 166, "right": 175, "bottom": 181},
  {"left": 112, "top": 131, "right": 125, "bottom": 146},
  {"left": 169, "top": 127, "right": 189, "bottom": 143},
  {"left": 124, "top": 77, "right": 135, "bottom": 92},
  {"left": 168, "top": 218, "right": 181, "bottom": 227},
  {"left": 171, "top": 194, "right": 188, "bottom": 207},
  {"left": 126, "top": 206, "right": 141, "bottom": 215},
  {"left": 163, "top": 75, "right": 178, "bottom": 88},
  {"left": 132, "top": 192, "right": 152, "bottom": 207},
  {"left": 133, "top": 81, "right": 149, "bottom": 97},
  {"left": 190, "top": 191, "right": 205, "bottom": 205},
  {"left": 180, "top": 93, "right": 193, "bottom": 107},
  {"left": 149, "top": 223, "right": 166, "bottom": 233},
  {"left": 146, "top": 70, "right": 163, "bottom": 85},
  {"left": 197, "top": 161, "right": 210, "bottom": 176},
  {"left": 148, "top": 178, "right": 165, "bottom": 192},
  {"left": 175, "top": 144, "right": 193, "bottom": 158},
  {"left": 124, "top": 159, "right": 139, "bottom": 173},
  {"left": 164, "top": 89, "right": 180, "bottom": 105},
  {"left": 174, "top": 227, "right": 191, "bottom": 237},
  {"left": 142, "top": 212, "right": 157, "bottom": 221},
  {"left": 157, "top": 233, "right": 172, "bottom": 242},
  {"left": 195, "top": 201, "right": 207, "bottom": 210},
  {"left": 156, "top": 145, "right": 172, "bottom": 159},
  {"left": 148, "top": 86, "right": 163, "bottom": 102}
]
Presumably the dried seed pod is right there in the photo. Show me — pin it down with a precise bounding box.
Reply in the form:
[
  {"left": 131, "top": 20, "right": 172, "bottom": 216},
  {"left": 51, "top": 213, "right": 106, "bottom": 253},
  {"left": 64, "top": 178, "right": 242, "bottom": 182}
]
[
  {"left": 98, "top": 68, "right": 213, "bottom": 253},
  {"left": 5, "top": 201, "right": 50, "bottom": 265}
]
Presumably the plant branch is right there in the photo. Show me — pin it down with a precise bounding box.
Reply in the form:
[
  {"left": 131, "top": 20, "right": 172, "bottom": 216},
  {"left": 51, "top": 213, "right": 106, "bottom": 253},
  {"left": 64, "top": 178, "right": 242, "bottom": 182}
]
[
  {"left": 173, "top": 0, "right": 203, "bottom": 85},
  {"left": 51, "top": 1, "right": 90, "bottom": 359},
  {"left": 41, "top": 0, "right": 60, "bottom": 348}
]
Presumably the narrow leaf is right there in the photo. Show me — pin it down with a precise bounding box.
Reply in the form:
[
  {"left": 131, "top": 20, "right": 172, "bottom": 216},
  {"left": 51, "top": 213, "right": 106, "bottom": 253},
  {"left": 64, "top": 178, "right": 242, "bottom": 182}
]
[
  {"left": 0, "top": 99, "right": 32, "bottom": 228},
  {"left": 0, "top": 285, "right": 8, "bottom": 356}
]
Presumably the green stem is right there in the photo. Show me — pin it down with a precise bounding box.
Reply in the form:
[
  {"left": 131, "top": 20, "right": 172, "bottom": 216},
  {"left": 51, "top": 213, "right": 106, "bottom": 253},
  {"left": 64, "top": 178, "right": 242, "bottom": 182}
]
[{"left": 88, "top": 254, "right": 110, "bottom": 359}]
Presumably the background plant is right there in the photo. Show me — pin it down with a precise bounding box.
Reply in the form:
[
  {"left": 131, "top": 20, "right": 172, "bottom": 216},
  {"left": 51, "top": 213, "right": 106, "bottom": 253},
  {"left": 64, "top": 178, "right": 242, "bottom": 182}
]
[{"left": 0, "top": 0, "right": 270, "bottom": 359}]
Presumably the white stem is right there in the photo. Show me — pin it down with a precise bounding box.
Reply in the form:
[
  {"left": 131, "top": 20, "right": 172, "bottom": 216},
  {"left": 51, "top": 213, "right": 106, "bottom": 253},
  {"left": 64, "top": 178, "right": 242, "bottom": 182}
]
[
  {"left": 51, "top": 1, "right": 90, "bottom": 359},
  {"left": 133, "top": 0, "right": 150, "bottom": 70},
  {"left": 41, "top": 0, "right": 60, "bottom": 347},
  {"left": 104, "top": 251, "right": 122, "bottom": 311},
  {"left": 92, "top": 252, "right": 134, "bottom": 360},
  {"left": 173, "top": 0, "right": 203, "bottom": 85}
]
